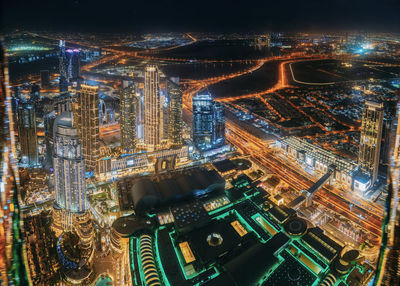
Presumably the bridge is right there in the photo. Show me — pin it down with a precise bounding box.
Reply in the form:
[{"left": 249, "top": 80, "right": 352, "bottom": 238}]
[{"left": 288, "top": 165, "right": 335, "bottom": 209}]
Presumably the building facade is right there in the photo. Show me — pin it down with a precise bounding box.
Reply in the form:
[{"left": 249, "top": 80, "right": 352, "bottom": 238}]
[
  {"left": 193, "top": 92, "right": 225, "bottom": 151},
  {"left": 53, "top": 112, "right": 86, "bottom": 213},
  {"left": 144, "top": 65, "right": 161, "bottom": 151},
  {"left": 167, "top": 79, "right": 183, "bottom": 148},
  {"left": 358, "top": 100, "right": 384, "bottom": 184},
  {"left": 66, "top": 49, "right": 80, "bottom": 82},
  {"left": 278, "top": 137, "right": 358, "bottom": 191},
  {"left": 17, "top": 102, "right": 39, "bottom": 167},
  {"left": 58, "top": 40, "right": 68, "bottom": 92},
  {"left": 120, "top": 85, "right": 137, "bottom": 153},
  {"left": 75, "top": 83, "right": 100, "bottom": 174},
  {"left": 212, "top": 101, "right": 225, "bottom": 148}
]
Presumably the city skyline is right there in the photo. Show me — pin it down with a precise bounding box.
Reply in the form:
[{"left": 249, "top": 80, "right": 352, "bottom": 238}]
[{"left": 1, "top": 21, "right": 400, "bottom": 286}]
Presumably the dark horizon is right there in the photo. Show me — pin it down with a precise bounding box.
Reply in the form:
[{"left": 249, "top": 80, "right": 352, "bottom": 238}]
[{"left": 2, "top": 0, "right": 400, "bottom": 33}]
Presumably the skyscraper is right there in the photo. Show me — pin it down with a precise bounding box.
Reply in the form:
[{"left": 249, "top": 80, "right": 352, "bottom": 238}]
[
  {"left": 193, "top": 91, "right": 225, "bottom": 151},
  {"left": 144, "top": 65, "right": 161, "bottom": 151},
  {"left": 358, "top": 100, "right": 384, "bottom": 184},
  {"left": 120, "top": 85, "right": 137, "bottom": 153},
  {"left": 167, "top": 79, "right": 183, "bottom": 148},
  {"left": 193, "top": 92, "right": 214, "bottom": 150},
  {"left": 66, "top": 49, "right": 80, "bottom": 82},
  {"left": 212, "top": 101, "right": 225, "bottom": 148},
  {"left": 76, "top": 83, "right": 100, "bottom": 174},
  {"left": 17, "top": 102, "right": 39, "bottom": 167},
  {"left": 58, "top": 40, "right": 68, "bottom": 92},
  {"left": 53, "top": 112, "right": 86, "bottom": 213},
  {"left": 43, "top": 111, "right": 56, "bottom": 169}
]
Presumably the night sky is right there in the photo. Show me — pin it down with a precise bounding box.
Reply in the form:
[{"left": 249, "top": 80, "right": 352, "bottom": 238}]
[{"left": 2, "top": 0, "right": 400, "bottom": 32}]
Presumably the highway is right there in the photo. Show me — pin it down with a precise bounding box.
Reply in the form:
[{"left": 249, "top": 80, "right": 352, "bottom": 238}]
[
  {"left": 22, "top": 31, "right": 385, "bottom": 244},
  {"left": 179, "top": 52, "right": 384, "bottom": 245}
]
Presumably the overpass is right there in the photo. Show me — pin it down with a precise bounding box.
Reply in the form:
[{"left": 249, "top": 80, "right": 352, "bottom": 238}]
[{"left": 288, "top": 165, "right": 335, "bottom": 209}]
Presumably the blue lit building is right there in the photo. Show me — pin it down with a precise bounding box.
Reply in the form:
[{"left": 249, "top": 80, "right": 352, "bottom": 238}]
[
  {"left": 58, "top": 40, "right": 68, "bottom": 92},
  {"left": 53, "top": 112, "right": 86, "bottom": 213},
  {"left": 192, "top": 92, "right": 225, "bottom": 151},
  {"left": 59, "top": 40, "right": 81, "bottom": 91},
  {"left": 66, "top": 49, "right": 80, "bottom": 82}
]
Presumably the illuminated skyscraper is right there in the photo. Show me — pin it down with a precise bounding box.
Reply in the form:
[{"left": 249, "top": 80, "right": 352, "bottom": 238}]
[
  {"left": 17, "top": 102, "right": 39, "bottom": 167},
  {"left": 358, "top": 100, "right": 384, "bottom": 184},
  {"left": 58, "top": 40, "right": 68, "bottom": 92},
  {"left": 193, "top": 91, "right": 225, "bottom": 151},
  {"left": 53, "top": 112, "right": 86, "bottom": 213},
  {"left": 76, "top": 83, "right": 100, "bottom": 174},
  {"left": 66, "top": 49, "right": 80, "bottom": 82},
  {"left": 43, "top": 111, "right": 56, "bottom": 169},
  {"left": 193, "top": 93, "right": 214, "bottom": 150},
  {"left": 212, "top": 101, "right": 225, "bottom": 147},
  {"left": 167, "top": 79, "right": 183, "bottom": 147},
  {"left": 120, "top": 85, "right": 137, "bottom": 153},
  {"left": 144, "top": 65, "right": 161, "bottom": 151}
]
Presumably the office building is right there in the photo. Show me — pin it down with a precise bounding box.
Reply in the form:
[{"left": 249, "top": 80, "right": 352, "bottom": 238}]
[
  {"left": 53, "top": 112, "right": 86, "bottom": 213},
  {"left": 278, "top": 137, "right": 358, "bottom": 191},
  {"left": 58, "top": 40, "right": 68, "bottom": 92},
  {"left": 193, "top": 91, "right": 225, "bottom": 151},
  {"left": 358, "top": 100, "right": 384, "bottom": 184},
  {"left": 193, "top": 93, "right": 214, "bottom": 150},
  {"left": 40, "top": 70, "right": 50, "bottom": 88},
  {"left": 144, "top": 65, "right": 161, "bottom": 151},
  {"left": 167, "top": 79, "right": 183, "bottom": 148},
  {"left": 120, "top": 85, "right": 137, "bottom": 153},
  {"left": 17, "top": 102, "right": 39, "bottom": 167},
  {"left": 43, "top": 111, "right": 56, "bottom": 169},
  {"left": 66, "top": 49, "right": 80, "bottom": 82},
  {"left": 76, "top": 83, "right": 100, "bottom": 174},
  {"left": 213, "top": 101, "right": 225, "bottom": 148}
]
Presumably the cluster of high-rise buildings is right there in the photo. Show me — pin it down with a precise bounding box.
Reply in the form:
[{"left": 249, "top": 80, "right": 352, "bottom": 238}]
[{"left": 5, "top": 37, "right": 230, "bottom": 284}]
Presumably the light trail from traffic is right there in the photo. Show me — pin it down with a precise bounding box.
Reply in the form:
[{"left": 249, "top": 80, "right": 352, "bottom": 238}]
[{"left": 178, "top": 51, "right": 384, "bottom": 246}]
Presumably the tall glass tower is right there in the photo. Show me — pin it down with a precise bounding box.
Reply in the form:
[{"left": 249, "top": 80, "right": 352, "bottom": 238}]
[
  {"left": 212, "top": 101, "right": 225, "bottom": 148},
  {"left": 58, "top": 40, "right": 68, "bottom": 92},
  {"left": 120, "top": 85, "right": 137, "bottom": 153},
  {"left": 358, "top": 100, "right": 384, "bottom": 184},
  {"left": 66, "top": 49, "right": 80, "bottom": 82},
  {"left": 167, "top": 79, "right": 183, "bottom": 148},
  {"left": 53, "top": 112, "right": 86, "bottom": 213},
  {"left": 76, "top": 83, "right": 100, "bottom": 174},
  {"left": 193, "top": 91, "right": 225, "bottom": 151},
  {"left": 193, "top": 92, "right": 214, "bottom": 150},
  {"left": 144, "top": 65, "right": 161, "bottom": 151}
]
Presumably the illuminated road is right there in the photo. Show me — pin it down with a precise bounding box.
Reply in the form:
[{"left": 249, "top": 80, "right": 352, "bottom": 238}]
[
  {"left": 226, "top": 121, "right": 382, "bottom": 242},
  {"left": 179, "top": 52, "right": 383, "bottom": 244},
  {"left": 22, "top": 31, "right": 386, "bottom": 243}
]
